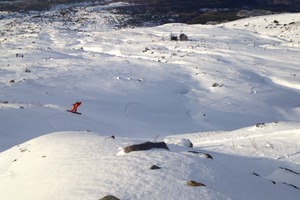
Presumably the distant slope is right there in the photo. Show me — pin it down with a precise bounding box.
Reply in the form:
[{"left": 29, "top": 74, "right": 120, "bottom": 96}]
[
  {"left": 0, "top": 8, "right": 299, "bottom": 151},
  {"left": 1, "top": 0, "right": 300, "bottom": 20},
  {"left": 109, "top": 0, "right": 300, "bottom": 26}
]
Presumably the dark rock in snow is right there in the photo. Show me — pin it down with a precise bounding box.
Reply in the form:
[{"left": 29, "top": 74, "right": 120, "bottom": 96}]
[
  {"left": 211, "top": 83, "right": 223, "bottom": 87},
  {"left": 188, "top": 150, "right": 213, "bottom": 159},
  {"left": 106, "top": 135, "right": 115, "bottom": 139},
  {"left": 252, "top": 172, "right": 261, "bottom": 177},
  {"left": 142, "top": 47, "right": 150, "bottom": 52},
  {"left": 186, "top": 180, "right": 206, "bottom": 187},
  {"left": 150, "top": 165, "right": 161, "bottom": 170},
  {"left": 16, "top": 53, "right": 24, "bottom": 58},
  {"left": 255, "top": 122, "right": 266, "bottom": 127},
  {"left": 123, "top": 141, "right": 169, "bottom": 153},
  {"left": 179, "top": 138, "right": 193, "bottom": 148},
  {"left": 99, "top": 195, "right": 120, "bottom": 200}
]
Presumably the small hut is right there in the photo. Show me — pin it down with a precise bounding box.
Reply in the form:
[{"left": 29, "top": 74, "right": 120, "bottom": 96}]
[
  {"left": 170, "top": 32, "right": 178, "bottom": 41},
  {"left": 179, "top": 33, "right": 188, "bottom": 41}
]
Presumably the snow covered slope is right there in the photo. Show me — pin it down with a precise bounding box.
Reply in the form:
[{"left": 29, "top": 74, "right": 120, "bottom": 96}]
[
  {"left": 0, "top": 3, "right": 300, "bottom": 199},
  {"left": 0, "top": 130, "right": 299, "bottom": 200}
]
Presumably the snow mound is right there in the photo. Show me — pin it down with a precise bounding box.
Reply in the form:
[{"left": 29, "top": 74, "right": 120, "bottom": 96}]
[
  {"left": 0, "top": 131, "right": 300, "bottom": 200},
  {"left": 164, "top": 137, "right": 193, "bottom": 148},
  {"left": 166, "top": 121, "right": 300, "bottom": 165}
]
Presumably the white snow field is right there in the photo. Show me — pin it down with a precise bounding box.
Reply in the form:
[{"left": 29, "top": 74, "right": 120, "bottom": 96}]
[{"left": 0, "top": 3, "right": 300, "bottom": 200}]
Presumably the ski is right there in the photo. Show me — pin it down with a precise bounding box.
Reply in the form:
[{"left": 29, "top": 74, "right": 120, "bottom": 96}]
[{"left": 67, "top": 110, "right": 82, "bottom": 115}]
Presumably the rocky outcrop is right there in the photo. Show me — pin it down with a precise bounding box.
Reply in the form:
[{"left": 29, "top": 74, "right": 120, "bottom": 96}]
[
  {"left": 99, "top": 195, "right": 120, "bottom": 200},
  {"left": 186, "top": 180, "right": 206, "bottom": 187},
  {"left": 187, "top": 150, "right": 213, "bottom": 159},
  {"left": 123, "top": 142, "right": 169, "bottom": 153}
]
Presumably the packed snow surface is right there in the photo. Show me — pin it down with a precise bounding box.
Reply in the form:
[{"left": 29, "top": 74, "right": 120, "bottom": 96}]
[{"left": 0, "top": 3, "right": 300, "bottom": 200}]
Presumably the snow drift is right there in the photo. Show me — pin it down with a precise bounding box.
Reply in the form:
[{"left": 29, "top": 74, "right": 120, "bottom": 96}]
[{"left": 0, "top": 129, "right": 299, "bottom": 200}]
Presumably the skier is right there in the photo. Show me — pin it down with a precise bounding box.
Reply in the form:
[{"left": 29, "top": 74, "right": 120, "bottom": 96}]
[{"left": 67, "top": 101, "right": 82, "bottom": 113}]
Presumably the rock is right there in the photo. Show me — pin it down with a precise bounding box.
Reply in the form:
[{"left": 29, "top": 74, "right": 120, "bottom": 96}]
[
  {"left": 150, "top": 165, "right": 161, "bottom": 170},
  {"left": 252, "top": 172, "right": 261, "bottom": 177},
  {"left": 106, "top": 135, "right": 115, "bottom": 139},
  {"left": 123, "top": 142, "right": 169, "bottom": 153},
  {"left": 164, "top": 138, "right": 193, "bottom": 148},
  {"left": 186, "top": 180, "right": 206, "bottom": 187},
  {"left": 211, "top": 83, "right": 223, "bottom": 87},
  {"left": 99, "top": 195, "right": 120, "bottom": 200},
  {"left": 176, "top": 138, "right": 193, "bottom": 148},
  {"left": 16, "top": 53, "right": 24, "bottom": 58},
  {"left": 187, "top": 151, "right": 213, "bottom": 159},
  {"left": 255, "top": 123, "right": 265, "bottom": 127},
  {"left": 142, "top": 47, "right": 150, "bottom": 52}
]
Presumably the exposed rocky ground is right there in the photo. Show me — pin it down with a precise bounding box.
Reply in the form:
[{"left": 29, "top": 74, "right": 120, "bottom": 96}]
[{"left": 1, "top": 0, "right": 300, "bottom": 26}]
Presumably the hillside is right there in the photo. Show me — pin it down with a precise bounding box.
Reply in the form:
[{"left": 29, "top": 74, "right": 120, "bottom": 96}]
[
  {"left": 0, "top": 126, "right": 299, "bottom": 200},
  {"left": 0, "top": 2, "right": 300, "bottom": 199},
  {"left": 1, "top": 0, "right": 300, "bottom": 25},
  {"left": 2, "top": 0, "right": 300, "bottom": 11}
]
